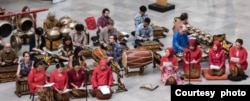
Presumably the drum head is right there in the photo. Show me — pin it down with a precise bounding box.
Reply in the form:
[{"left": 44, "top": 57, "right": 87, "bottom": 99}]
[
  {"left": 10, "top": 35, "right": 22, "bottom": 52},
  {"left": 122, "top": 52, "right": 127, "bottom": 68},
  {"left": 0, "top": 20, "right": 13, "bottom": 38}
]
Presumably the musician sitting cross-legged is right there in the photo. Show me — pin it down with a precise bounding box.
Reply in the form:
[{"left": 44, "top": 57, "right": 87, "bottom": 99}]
[
  {"left": 96, "top": 8, "right": 113, "bottom": 37},
  {"left": 15, "top": 51, "right": 33, "bottom": 97},
  {"left": 182, "top": 39, "right": 202, "bottom": 79},
  {"left": 0, "top": 43, "right": 19, "bottom": 67},
  {"left": 27, "top": 60, "right": 54, "bottom": 101},
  {"left": 68, "top": 61, "right": 87, "bottom": 98},
  {"left": 91, "top": 59, "right": 113, "bottom": 100},
  {"left": 70, "top": 24, "right": 88, "bottom": 49},
  {"left": 99, "top": 19, "right": 119, "bottom": 50},
  {"left": 106, "top": 35, "right": 123, "bottom": 70},
  {"left": 29, "top": 27, "right": 47, "bottom": 61},
  {"left": 68, "top": 46, "right": 86, "bottom": 69},
  {"left": 43, "top": 11, "right": 61, "bottom": 32},
  {"left": 50, "top": 62, "right": 70, "bottom": 101},
  {"left": 58, "top": 35, "right": 74, "bottom": 63},
  {"left": 134, "top": 18, "right": 153, "bottom": 48},
  {"left": 228, "top": 39, "right": 249, "bottom": 81},
  {"left": 160, "top": 48, "right": 184, "bottom": 85},
  {"left": 208, "top": 41, "right": 226, "bottom": 76},
  {"left": 173, "top": 13, "right": 189, "bottom": 34}
]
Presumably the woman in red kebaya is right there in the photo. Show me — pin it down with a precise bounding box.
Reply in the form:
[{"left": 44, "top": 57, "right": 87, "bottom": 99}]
[
  {"left": 160, "top": 47, "right": 184, "bottom": 85},
  {"left": 68, "top": 61, "right": 87, "bottom": 98},
  {"left": 229, "top": 39, "right": 248, "bottom": 77},
  {"left": 50, "top": 62, "right": 69, "bottom": 101},
  {"left": 91, "top": 59, "right": 113, "bottom": 100},
  {"left": 182, "top": 39, "right": 202, "bottom": 79},
  {"left": 28, "top": 60, "right": 53, "bottom": 101},
  {"left": 208, "top": 40, "right": 226, "bottom": 76}
]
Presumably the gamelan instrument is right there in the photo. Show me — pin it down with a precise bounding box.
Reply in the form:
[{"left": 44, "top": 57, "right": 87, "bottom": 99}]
[
  {"left": 138, "top": 41, "right": 161, "bottom": 51},
  {"left": 15, "top": 78, "right": 30, "bottom": 97},
  {"left": 46, "top": 27, "right": 60, "bottom": 41},
  {"left": 0, "top": 64, "right": 18, "bottom": 83},
  {"left": 0, "top": 20, "right": 13, "bottom": 38},
  {"left": 122, "top": 49, "right": 154, "bottom": 75}
]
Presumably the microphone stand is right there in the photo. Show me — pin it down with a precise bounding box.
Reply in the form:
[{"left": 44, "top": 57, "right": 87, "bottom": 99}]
[
  {"left": 84, "top": 69, "right": 88, "bottom": 101},
  {"left": 185, "top": 51, "right": 193, "bottom": 85}
]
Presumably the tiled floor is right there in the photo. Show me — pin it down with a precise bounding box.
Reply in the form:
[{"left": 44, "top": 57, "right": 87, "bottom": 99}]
[{"left": 0, "top": 0, "right": 250, "bottom": 101}]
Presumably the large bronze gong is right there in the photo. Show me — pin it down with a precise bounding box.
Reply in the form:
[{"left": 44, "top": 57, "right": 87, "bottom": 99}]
[
  {"left": 68, "top": 20, "right": 78, "bottom": 29},
  {"left": 60, "top": 26, "right": 71, "bottom": 37},
  {"left": 17, "top": 16, "right": 33, "bottom": 32},
  {"left": 0, "top": 20, "right": 13, "bottom": 38},
  {"left": 46, "top": 27, "right": 60, "bottom": 40},
  {"left": 10, "top": 35, "right": 22, "bottom": 52},
  {"left": 59, "top": 16, "right": 72, "bottom": 26}
]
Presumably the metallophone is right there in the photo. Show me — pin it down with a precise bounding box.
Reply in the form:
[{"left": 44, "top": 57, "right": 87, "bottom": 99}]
[{"left": 137, "top": 41, "right": 162, "bottom": 51}]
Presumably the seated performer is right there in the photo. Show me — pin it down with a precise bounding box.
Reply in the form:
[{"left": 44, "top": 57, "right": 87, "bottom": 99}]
[
  {"left": 172, "top": 25, "right": 189, "bottom": 54},
  {"left": 173, "top": 12, "right": 189, "bottom": 34},
  {"left": 70, "top": 24, "right": 88, "bottom": 48},
  {"left": 29, "top": 27, "right": 46, "bottom": 53},
  {"left": 208, "top": 41, "right": 226, "bottom": 76},
  {"left": 43, "top": 11, "right": 61, "bottom": 32},
  {"left": 182, "top": 39, "right": 202, "bottom": 79},
  {"left": 0, "top": 43, "right": 19, "bottom": 66},
  {"left": 58, "top": 35, "right": 74, "bottom": 62},
  {"left": 15, "top": 51, "right": 33, "bottom": 96},
  {"left": 134, "top": 5, "right": 148, "bottom": 29},
  {"left": 160, "top": 48, "right": 184, "bottom": 85},
  {"left": 134, "top": 18, "right": 153, "bottom": 48},
  {"left": 16, "top": 51, "right": 33, "bottom": 78},
  {"left": 68, "top": 46, "right": 86, "bottom": 69},
  {"left": 229, "top": 39, "right": 248, "bottom": 80},
  {"left": 97, "top": 8, "right": 112, "bottom": 36},
  {"left": 106, "top": 35, "right": 123, "bottom": 69},
  {"left": 68, "top": 61, "right": 87, "bottom": 98},
  {"left": 99, "top": 19, "right": 119, "bottom": 50},
  {"left": 91, "top": 59, "right": 113, "bottom": 100},
  {"left": 50, "top": 62, "right": 70, "bottom": 101},
  {"left": 28, "top": 60, "right": 53, "bottom": 101}
]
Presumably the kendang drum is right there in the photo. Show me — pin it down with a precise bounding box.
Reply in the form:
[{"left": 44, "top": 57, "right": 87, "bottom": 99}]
[
  {"left": 122, "top": 49, "right": 154, "bottom": 75},
  {"left": 0, "top": 20, "right": 13, "bottom": 38},
  {"left": 92, "top": 47, "right": 107, "bottom": 62}
]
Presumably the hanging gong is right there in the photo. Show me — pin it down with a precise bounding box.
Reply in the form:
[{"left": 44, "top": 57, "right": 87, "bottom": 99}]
[
  {"left": 18, "top": 16, "right": 33, "bottom": 32},
  {"left": 0, "top": 20, "right": 13, "bottom": 38},
  {"left": 10, "top": 35, "right": 22, "bottom": 52}
]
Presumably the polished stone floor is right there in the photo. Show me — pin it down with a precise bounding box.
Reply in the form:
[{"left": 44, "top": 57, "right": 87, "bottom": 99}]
[{"left": 0, "top": 0, "right": 250, "bottom": 101}]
